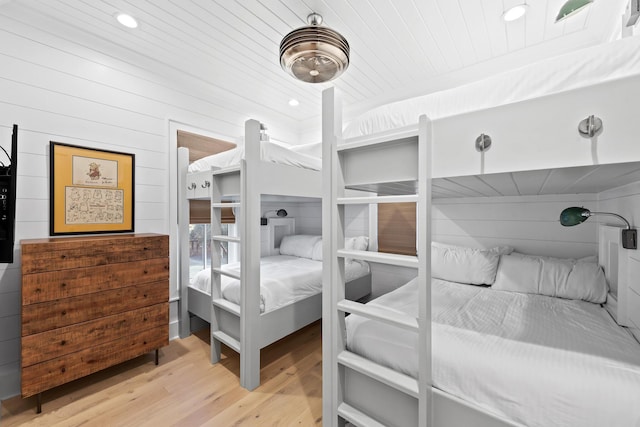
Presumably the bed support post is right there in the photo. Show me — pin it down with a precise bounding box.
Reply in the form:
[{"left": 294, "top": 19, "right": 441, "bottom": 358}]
[
  {"left": 240, "top": 119, "right": 262, "bottom": 390},
  {"left": 322, "top": 87, "right": 346, "bottom": 427}
]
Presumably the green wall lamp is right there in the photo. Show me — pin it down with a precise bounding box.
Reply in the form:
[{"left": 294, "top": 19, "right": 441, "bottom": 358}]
[
  {"left": 560, "top": 206, "right": 637, "bottom": 249},
  {"left": 556, "top": 0, "right": 593, "bottom": 22}
]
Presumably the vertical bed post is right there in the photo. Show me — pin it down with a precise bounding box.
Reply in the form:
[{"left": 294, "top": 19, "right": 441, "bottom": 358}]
[
  {"left": 417, "top": 115, "right": 433, "bottom": 426},
  {"left": 240, "top": 119, "right": 262, "bottom": 390},
  {"left": 177, "top": 147, "right": 191, "bottom": 338},
  {"left": 322, "top": 87, "right": 346, "bottom": 427}
]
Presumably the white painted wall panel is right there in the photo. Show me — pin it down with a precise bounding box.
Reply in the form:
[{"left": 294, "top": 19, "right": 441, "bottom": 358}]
[{"left": 0, "top": 16, "right": 300, "bottom": 399}]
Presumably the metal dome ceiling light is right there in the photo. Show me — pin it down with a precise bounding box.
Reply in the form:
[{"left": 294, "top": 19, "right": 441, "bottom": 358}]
[{"left": 279, "top": 13, "right": 350, "bottom": 83}]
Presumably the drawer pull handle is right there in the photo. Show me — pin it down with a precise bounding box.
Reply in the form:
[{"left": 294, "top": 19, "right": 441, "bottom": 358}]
[
  {"left": 143, "top": 270, "right": 148, "bottom": 274},
  {"left": 61, "top": 254, "right": 67, "bottom": 259},
  {"left": 143, "top": 247, "right": 149, "bottom": 251},
  {"left": 188, "top": 183, "right": 196, "bottom": 190},
  {"left": 143, "top": 294, "right": 148, "bottom": 298},
  {"left": 61, "top": 367, "right": 66, "bottom": 373},
  {"left": 60, "top": 340, "right": 66, "bottom": 346},
  {"left": 143, "top": 317, "right": 148, "bottom": 322},
  {"left": 61, "top": 310, "right": 66, "bottom": 316},
  {"left": 143, "top": 341, "right": 147, "bottom": 345},
  {"left": 61, "top": 283, "right": 67, "bottom": 288},
  {"left": 35, "top": 288, "right": 42, "bottom": 293}
]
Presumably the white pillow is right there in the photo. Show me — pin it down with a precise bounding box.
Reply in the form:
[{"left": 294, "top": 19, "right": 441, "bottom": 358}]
[
  {"left": 279, "top": 235, "right": 321, "bottom": 259},
  {"left": 431, "top": 243, "right": 501, "bottom": 285},
  {"left": 492, "top": 253, "right": 607, "bottom": 303},
  {"left": 310, "top": 236, "right": 370, "bottom": 261}
]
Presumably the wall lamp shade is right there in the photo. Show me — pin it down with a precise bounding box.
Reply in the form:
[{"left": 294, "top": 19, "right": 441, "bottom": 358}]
[
  {"left": 560, "top": 207, "right": 637, "bottom": 249},
  {"left": 260, "top": 209, "right": 288, "bottom": 225},
  {"left": 279, "top": 13, "right": 349, "bottom": 83},
  {"left": 556, "top": 0, "right": 593, "bottom": 22}
]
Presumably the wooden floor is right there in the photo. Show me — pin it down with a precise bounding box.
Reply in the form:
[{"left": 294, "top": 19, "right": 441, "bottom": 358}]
[{"left": 1, "top": 321, "right": 323, "bottom": 426}]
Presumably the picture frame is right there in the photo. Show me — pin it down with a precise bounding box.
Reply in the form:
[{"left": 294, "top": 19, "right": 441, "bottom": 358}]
[{"left": 49, "top": 142, "right": 135, "bottom": 236}]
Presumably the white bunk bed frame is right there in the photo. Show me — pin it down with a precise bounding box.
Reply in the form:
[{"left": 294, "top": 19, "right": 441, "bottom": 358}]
[
  {"left": 322, "top": 86, "right": 640, "bottom": 426},
  {"left": 178, "top": 119, "right": 371, "bottom": 391}
]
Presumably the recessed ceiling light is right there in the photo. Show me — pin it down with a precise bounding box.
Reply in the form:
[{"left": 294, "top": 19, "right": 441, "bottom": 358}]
[
  {"left": 288, "top": 99, "right": 300, "bottom": 107},
  {"left": 116, "top": 13, "right": 138, "bottom": 29},
  {"left": 503, "top": 4, "right": 528, "bottom": 22}
]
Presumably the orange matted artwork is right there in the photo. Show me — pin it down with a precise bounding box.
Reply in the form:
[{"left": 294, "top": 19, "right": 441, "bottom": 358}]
[{"left": 49, "top": 142, "right": 135, "bottom": 235}]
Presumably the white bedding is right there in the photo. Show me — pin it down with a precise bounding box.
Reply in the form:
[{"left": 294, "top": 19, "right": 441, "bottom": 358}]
[
  {"left": 343, "top": 36, "right": 640, "bottom": 138},
  {"left": 190, "top": 255, "right": 370, "bottom": 313},
  {"left": 187, "top": 141, "right": 321, "bottom": 173},
  {"left": 346, "top": 278, "right": 640, "bottom": 427}
]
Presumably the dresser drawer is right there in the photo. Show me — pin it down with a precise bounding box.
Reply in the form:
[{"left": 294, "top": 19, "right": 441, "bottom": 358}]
[
  {"left": 22, "top": 303, "right": 168, "bottom": 368},
  {"left": 22, "top": 281, "right": 168, "bottom": 336},
  {"left": 22, "top": 258, "right": 169, "bottom": 305},
  {"left": 22, "top": 235, "right": 169, "bottom": 274},
  {"left": 21, "top": 324, "right": 168, "bottom": 397}
]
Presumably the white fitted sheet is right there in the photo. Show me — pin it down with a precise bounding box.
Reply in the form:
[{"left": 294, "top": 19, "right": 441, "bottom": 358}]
[
  {"left": 343, "top": 36, "right": 640, "bottom": 138},
  {"left": 346, "top": 278, "right": 640, "bottom": 427},
  {"left": 191, "top": 256, "right": 369, "bottom": 313},
  {"left": 187, "top": 141, "right": 321, "bottom": 173}
]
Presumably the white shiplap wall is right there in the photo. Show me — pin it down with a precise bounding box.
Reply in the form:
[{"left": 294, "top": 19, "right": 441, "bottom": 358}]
[{"left": 0, "top": 17, "right": 297, "bottom": 399}]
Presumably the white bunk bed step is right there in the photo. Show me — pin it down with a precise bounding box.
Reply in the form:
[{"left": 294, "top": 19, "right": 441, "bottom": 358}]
[
  {"left": 338, "top": 351, "right": 419, "bottom": 398},
  {"left": 212, "top": 298, "right": 241, "bottom": 316},
  {"left": 212, "top": 235, "right": 241, "bottom": 243},
  {"left": 211, "top": 202, "right": 240, "bottom": 208},
  {"left": 337, "top": 403, "right": 388, "bottom": 427},
  {"left": 339, "top": 125, "right": 419, "bottom": 152},
  {"left": 337, "top": 194, "right": 418, "bottom": 205},
  {"left": 212, "top": 330, "right": 241, "bottom": 353},
  {"left": 212, "top": 165, "right": 241, "bottom": 176},
  {"left": 337, "top": 249, "right": 419, "bottom": 269},
  {"left": 212, "top": 267, "right": 241, "bottom": 280},
  {"left": 337, "top": 299, "right": 419, "bottom": 332}
]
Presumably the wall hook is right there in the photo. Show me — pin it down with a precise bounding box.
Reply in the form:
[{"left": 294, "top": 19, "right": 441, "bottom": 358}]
[
  {"left": 475, "top": 133, "right": 492, "bottom": 152},
  {"left": 578, "top": 115, "right": 603, "bottom": 138}
]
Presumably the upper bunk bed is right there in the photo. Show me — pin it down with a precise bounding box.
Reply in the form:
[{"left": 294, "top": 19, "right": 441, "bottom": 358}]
[
  {"left": 321, "top": 36, "right": 640, "bottom": 427},
  {"left": 177, "top": 120, "right": 371, "bottom": 392}
]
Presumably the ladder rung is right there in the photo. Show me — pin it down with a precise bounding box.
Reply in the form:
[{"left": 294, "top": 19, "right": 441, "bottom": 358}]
[
  {"left": 212, "top": 235, "right": 240, "bottom": 243},
  {"left": 339, "top": 125, "right": 419, "bottom": 152},
  {"left": 337, "top": 299, "right": 418, "bottom": 332},
  {"left": 337, "top": 351, "right": 419, "bottom": 398},
  {"left": 337, "top": 249, "right": 418, "bottom": 268},
  {"left": 212, "top": 298, "right": 241, "bottom": 316},
  {"left": 337, "top": 195, "right": 418, "bottom": 205},
  {"left": 212, "top": 202, "right": 240, "bottom": 208},
  {"left": 212, "top": 165, "right": 241, "bottom": 176},
  {"left": 337, "top": 402, "right": 388, "bottom": 427},
  {"left": 212, "top": 267, "right": 241, "bottom": 280},
  {"left": 211, "top": 330, "right": 240, "bottom": 353}
]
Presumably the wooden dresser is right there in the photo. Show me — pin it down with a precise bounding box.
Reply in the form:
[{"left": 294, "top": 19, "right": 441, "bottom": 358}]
[{"left": 20, "top": 233, "right": 169, "bottom": 412}]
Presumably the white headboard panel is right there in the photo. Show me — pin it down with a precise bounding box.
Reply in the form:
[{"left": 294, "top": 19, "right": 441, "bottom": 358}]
[
  {"left": 261, "top": 217, "right": 295, "bottom": 256},
  {"left": 600, "top": 225, "right": 640, "bottom": 342}
]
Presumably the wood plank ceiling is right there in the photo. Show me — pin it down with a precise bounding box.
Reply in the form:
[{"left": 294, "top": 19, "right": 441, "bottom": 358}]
[{"left": 1, "top": 0, "right": 630, "bottom": 136}]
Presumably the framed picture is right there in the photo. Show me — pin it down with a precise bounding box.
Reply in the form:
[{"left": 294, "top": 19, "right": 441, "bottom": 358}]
[{"left": 49, "top": 142, "right": 135, "bottom": 236}]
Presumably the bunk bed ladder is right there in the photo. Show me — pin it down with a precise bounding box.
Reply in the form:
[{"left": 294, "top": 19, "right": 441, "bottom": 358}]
[{"left": 323, "top": 87, "right": 432, "bottom": 426}]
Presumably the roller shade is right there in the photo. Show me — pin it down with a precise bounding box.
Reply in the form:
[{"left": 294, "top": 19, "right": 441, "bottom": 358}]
[{"left": 378, "top": 202, "right": 416, "bottom": 256}]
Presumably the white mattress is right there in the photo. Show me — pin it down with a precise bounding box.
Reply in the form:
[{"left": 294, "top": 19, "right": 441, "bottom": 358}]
[
  {"left": 187, "top": 141, "right": 321, "bottom": 173},
  {"left": 190, "top": 255, "right": 369, "bottom": 313},
  {"left": 343, "top": 36, "right": 640, "bottom": 138},
  {"left": 346, "top": 278, "right": 640, "bottom": 427}
]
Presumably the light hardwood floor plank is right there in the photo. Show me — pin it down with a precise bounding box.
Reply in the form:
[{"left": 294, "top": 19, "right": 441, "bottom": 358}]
[{"left": 1, "top": 321, "right": 322, "bottom": 426}]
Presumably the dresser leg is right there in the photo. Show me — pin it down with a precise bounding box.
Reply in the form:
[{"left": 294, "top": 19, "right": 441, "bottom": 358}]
[
  {"left": 36, "top": 392, "right": 42, "bottom": 414},
  {"left": 155, "top": 349, "right": 159, "bottom": 365}
]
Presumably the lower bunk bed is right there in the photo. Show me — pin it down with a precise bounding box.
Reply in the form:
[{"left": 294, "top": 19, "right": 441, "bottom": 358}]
[
  {"left": 187, "top": 234, "right": 372, "bottom": 383},
  {"left": 341, "top": 239, "right": 640, "bottom": 427}
]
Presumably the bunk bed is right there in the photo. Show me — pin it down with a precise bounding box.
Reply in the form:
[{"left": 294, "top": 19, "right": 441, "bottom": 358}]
[
  {"left": 177, "top": 120, "right": 371, "bottom": 391},
  {"left": 321, "top": 63, "right": 640, "bottom": 426}
]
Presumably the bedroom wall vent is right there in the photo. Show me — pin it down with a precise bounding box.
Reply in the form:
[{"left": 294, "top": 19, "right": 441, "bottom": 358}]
[
  {"left": 279, "top": 13, "right": 350, "bottom": 83},
  {"left": 556, "top": 0, "right": 593, "bottom": 22},
  {"left": 560, "top": 207, "right": 637, "bottom": 249}
]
